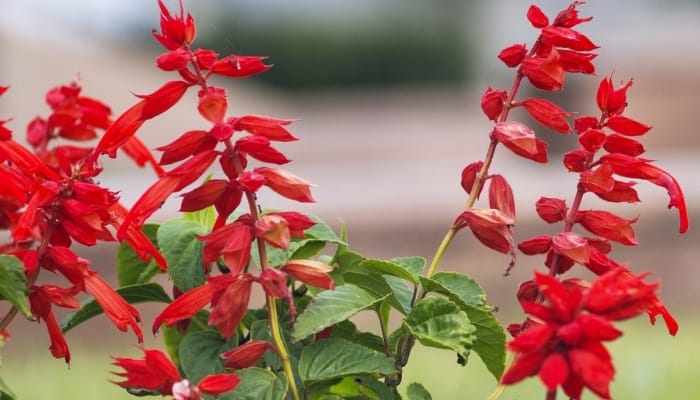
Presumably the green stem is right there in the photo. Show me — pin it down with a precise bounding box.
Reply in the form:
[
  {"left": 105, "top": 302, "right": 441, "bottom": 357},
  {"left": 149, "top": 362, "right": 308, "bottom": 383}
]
[{"left": 230, "top": 145, "right": 300, "bottom": 400}]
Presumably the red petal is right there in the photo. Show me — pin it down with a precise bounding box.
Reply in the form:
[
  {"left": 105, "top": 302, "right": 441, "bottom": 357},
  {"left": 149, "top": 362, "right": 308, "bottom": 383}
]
[
  {"left": 498, "top": 44, "right": 527, "bottom": 68},
  {"left": 198, "top": 87, "right": 228, "bottom": 124},
  {"left": 209, "top": 276, "right": 253, "bottom": 338},
  {"left": 460, "top": 161, "right": 484, "bottom": 197},
  {"left": 455, "top": 208, "right": 514, "bottom": 255},
  {"left": 210, "top": 55, "right": 271, "bottom": 78},
  {"left": 535, "top": 197, "right": 568, "bottom": 223},
  {"left": 156, "top": 48, "right": 192, "bottom": 71},
  {"left": 541, "top": 27, "right": 598, "bottom": 51},
  {"left": 501, "top": 349, "right": 547, "bottom": 385},
  {"left": 567, "top": 348, "right": 614, "bottom": 399},
  {"left": 518, "top": 235, "right": 552, "bottom": 255},
  {"left": 557, "top": 49, "right": 596, "bottom": 74},
  {"left": 233, "top": 115, "right": 297, "bottom": 142},
  {"left": 579, "top": 163, "right": 615, "bottom": 194},
  {"left": 117, "top": 175, "right": 183, "bottom": 240},
  {"left": 197, "top": 373, "right": 240, "bottom": 395},
  {"left": 575, "top": 210, "right": 638, "bottom": 245},
  {"left": 605, "top": 115, "right": 651, "bottom": 136},
  {"left": 156, "top": 130, "right": 212, "bottom": 165},
  {"left": 492, "top": 121, "right": 549, "bottom": 163},
  {"left": 256, "top": 167, "right": 315, "bottom": 203},
  {"left": 152, "top": 283, "right": 213, "bottom": 333},
  {"left": 522, "top": 98, "right": 572, "bottom": 133},
  {"left": 540, "top": 353, "right": 569, "bottom": 391},
  {"left": 281, "top": 259, "right": 335, "bottom": 290},
  {"left": 84, "top": 272, "right": 143, "bottom": 343},
  {"left": 91, "top": 102, "right": 145, "bottom": 159},
  {"left": 527, "top": 5, "right": 549, "bottom": 28},
  {"left": 180, "top": 179, "right": 228, "bottom": 212},
  {"left": 577, "top": 129, "right": 606, "bottom": 153},
  {"left": 521, "top": 49, "right": 565, "bottom": 91},
  {"left": 220, "top": 340, "right": 273, "bottom": 369},
  {"left": 603, "top": 134, "right": 645, "bottom": 156},
  {"left": 552, "top": 232, "right": 590, "bottom": 265},
  {"left": 137, "top": 80, "right": 190, "bottom": 120},
  {"left": 488, "top": 174, "right": 515, "bottom": 220},
  {"left": 255, "top": 214, "right": 291, "bottom": 249}
]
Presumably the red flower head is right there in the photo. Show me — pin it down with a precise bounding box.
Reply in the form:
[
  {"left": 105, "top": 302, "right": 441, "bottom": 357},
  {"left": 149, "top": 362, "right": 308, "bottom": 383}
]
[{"left": 153, "top": 0, "right": 196, "bottom": 50}]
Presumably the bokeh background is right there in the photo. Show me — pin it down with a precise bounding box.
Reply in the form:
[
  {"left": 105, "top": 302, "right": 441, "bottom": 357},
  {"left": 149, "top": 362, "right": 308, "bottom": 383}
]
[{"left": 1, "top": 0, "right": 699, "bottom": 398}]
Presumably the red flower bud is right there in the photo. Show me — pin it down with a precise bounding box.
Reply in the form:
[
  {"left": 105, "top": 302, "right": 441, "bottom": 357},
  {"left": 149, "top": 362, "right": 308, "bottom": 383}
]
[
  {"left": 579, "top": 164, "right": 615, "bottom": 195},
  {"left": 281, "top": 259, "right": 335, "bottom": 290},
  {"left": 575, "top": 210, "right": 638, "bottom": 245},
  {"left": 491, "top": 121, "right": 548, "bottom": 163},
  {"left": 156, "top": 48, "right": 192, "bottom": 71},
  {"left": 455, "top": 208, "right": 514, "bottom": 255},
  {"left": 603, "top": 134, "right": 645, "bottom": 156},
  {"left": 527, "top": 5, "right": 549, "bottom": 28},
  {"left": 518, "top": 235, "right": 553, "bottom": 255},
  {"left": 605, "top": 115, "right": 651, "bottom": 136},
  {"left": 551, "top": 232, "right": 590, "bottom": 265},
  {"left": 461, "top": 161, "right": 484, "bottom": 197},
  {"left": 488, "top": 174, "right": 515, "bottom": 220},
  {"left": 535, "top": 197, "right": 568, "bottom": 223},
  {"left": 198, "top": 87, "right": 228, "bottom": 124},
  {"left": 498, "top": 44, "right": 527, "bottom": 68},
  {"left": 577, "top": 129, "right": 606, "bottom": 153},
  {"left": 562, "top": 149, "right": 589, "bottom": 172},
  {"left": 220, "top": 340, "right": 273, "bottom": 370},
  {"left": 521, "top": 48, "right": 565, "bottom": 91},
  {"left": 522, "top": 98, "right": 572, "bottom": 133},
  {"left": 255, "top": 167, "right": 315, "bottom": 203},
  {"left": 480, "top": 87, "right": 507, "bottom": 121}
]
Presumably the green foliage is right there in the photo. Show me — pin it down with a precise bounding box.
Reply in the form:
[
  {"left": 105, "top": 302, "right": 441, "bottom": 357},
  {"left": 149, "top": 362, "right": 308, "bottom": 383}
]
[
  {"left": 179, "top": 330, "right": 238, "bottom": 384},
  {"left": 0, "top": 377, "right": 17, "bottom": 400},
  {"left": 224, "top": 368, "right": 288, "bottom": 400},
  {"left": 406, "top": 382, "right": 432, "bottom": 400},
  {"left": 298, "top": 338, "right": 397, "bottom": 383},
  {"left": 157, "top": 219, "right": 208, "bottom": 292},
  {"left": 0, "top": 255, "right": 31, "bottom": 319},
  {"left": 117, "top": 224, "right": 162, "bottom": 287}
]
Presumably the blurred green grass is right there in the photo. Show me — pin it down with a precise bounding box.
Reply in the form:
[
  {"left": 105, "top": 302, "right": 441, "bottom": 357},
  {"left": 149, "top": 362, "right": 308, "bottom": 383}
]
[{"left": 0, "top": 317, "right": 696, "bottom": 399}]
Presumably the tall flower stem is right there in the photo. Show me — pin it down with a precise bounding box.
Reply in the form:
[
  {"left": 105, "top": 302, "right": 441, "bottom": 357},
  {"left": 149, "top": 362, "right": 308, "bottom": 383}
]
[{"left": 229, "top": 145, "right": 301, "bottom": 400}]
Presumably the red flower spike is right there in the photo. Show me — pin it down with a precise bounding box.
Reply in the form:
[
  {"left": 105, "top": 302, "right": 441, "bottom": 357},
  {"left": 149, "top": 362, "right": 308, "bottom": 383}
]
[
  {"left": 199, "top": 221, "right": 253, "bottom": 274},
  {"left": 169, "top": 149, "right": 219, "bottom": 192},
  {"left": 501, "top": 348, "right": 548, "bottom": 385},
  {"left": 210, "top": 55, "right": 272, "bottom": 78},
  {"left": 522, "top": 98, "right": 572, "bottom": 133},
  {"left": 491, "top": 121, "right": 548, "bottom": 163},
  {"left": 232, "top": 115, "right": 298, "bottom": 142},
  {"left": 255, "top": 214, "right": 291, "bottom": 249},
  {"left": 604, "top": 115, "right": 651, "bottom": 136},
  {"left": 498, "top": 44, "right": 527, "bottom": 68},
  {"left": 562, "top": 149, "right": 589, "bottom": 172},
  {"left": 255, "top": 167, "right": 315, "bottom": 203},
  {"left": 137, "top": 80, "right": 190, "bottom": 121},
  {"left": 541, "top": 27, "right": 598, "bottom": 51},
  {"left": 83, "top": 271, "right": 143, "bottom": 343},
  {"left": 480, "top": 87, "right": 507, "bottom": 121},
  {"left": 557, "top": 49, "right": 596, "bottom": 74},
  {"left": 527, "top": 5, "right": 549, "bottom": 28},
  {"left": 265, "top": 211, "right": 316, "bottom": 238},
  {"left": 579, "top": 164, "right": 615, "bottom": 194},
  {"left": 209, "top": 275, "right": 254, "bottom": 339},
  {"left": 552, "top": 232, "right": 590, "bottom": 265},
  {"left": 281, "top": 259, "right": 335, "bottom": 290},
  {"left": 573, "top": 116, "right": 598, "bottom": 134},
  {"left": 220, "top": 340, "right": 273, "bottom": 370},
  {"left": 112, "top": 348, "right": 181, "bottom": 395},
  {"left": 521, "top": 48, "right": 565, "bottom": 91},
  {"left": 90, "top": 102, "right": 146, "bottom": 160},
  {"left": 518, "top": 235, "right": 553, "bottom": 255},
  {"left": 454, "top": 208, "right": 514, "bottom": 255},
  {"left": 535, "top": 197, "right": 568, "bottom": 223},
  {"left": 197, "top": 373, "right": 240, "bottom": 395},
  {"left": 603, "top": 134, "right": 645, "bottom": 157},
  {"left": 153, "top": 0, "right": 196, "bottom": 50},
  {"left": 577, "top": 129, "right": 606, "bottom": 153},
  {"left": 156, "top": 48, "right": 192, "bottom": 71},
  {"left": 460, "top": 161, "right": 484, "bottom": 197},
  {"left": 567, "top": 348, "right": 614, "bottom": 399},
  {"left": 488, "top": 174, "right": 515, "bottom": 220},
  {"left": 575, "top": 210, "right": 638, "bottom": 246},
  {"left": 198, "top": 87, "right": 228, "bottom": 124},
  {"left": 152, "top": 283, "right": 213, "bottom": 333}
]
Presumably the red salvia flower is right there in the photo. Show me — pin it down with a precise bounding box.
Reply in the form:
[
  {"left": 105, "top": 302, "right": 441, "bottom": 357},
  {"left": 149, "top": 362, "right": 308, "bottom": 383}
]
[
  {"left": 153, "top": 0, "right": 196, "bottom": 50},
  {"left": 535, "top": 197, "right": 568, "bottom": 223},
  {"left": 491, "top": 121, "right": 548, "bottom": 163},
  {"left": 498, "top": 44, "right": 528, "bottom": 68},
  {"left": 255, "top": 167, "right": 315, "bottom": 203},
  {"left": 454, "top": 208, "right": 514, "bottom": 256},
  {"left": 460, "top": 161, "right": 484, "bottom": 197},
  {"left": 488, "top": 174, "right": 515, "bottom": 220},
  {"left": 281, "top": 259, "right": 335, "bottom": 290},
  {"left": 520, "top": 48, "right": 565, "bottom": 91},
  {"left": 527, "top": 5, "right": 549, "bottom": 28},
  {"left": 83, "top": 271, "right": 143, "bottom": 343},
  {"left": 522, "top": 98, "right": 572, "bottom": 133},
  {"left": 220, "top": 340, "right": 274, "bottom": 370}
]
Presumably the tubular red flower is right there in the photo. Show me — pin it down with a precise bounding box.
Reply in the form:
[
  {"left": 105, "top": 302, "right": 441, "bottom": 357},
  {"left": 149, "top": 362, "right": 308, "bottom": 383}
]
[
  {"left": 454, "top": 208, "right": 514, "bottom": 256},
  {"left": 198, "top": 86, "right": 228, "bottom": 124},
  {"left": 255, "top": 214, "right": 291, "bottom": 249},
  {"left": 153, "top": 0, "right": 196, "bottom": 50},
  {"left": 112, "top": 348, "right": 181, "bottom": 395},
  {"left": 209, "top": 274, "right": 254, "bottom": 339},
  {"left": 220, "top": 340, "right": 273, "bottom": 370},
  {"left": 488, "top": 174, "right": 515, "bottom": 220},
  {"left": 255, "top": 167, "right": 315, "bottom": 203},
  {"left": 152, "top": 282, "right": 213, "bottom": 334},
  {"left": 231, "top": 115, "right": 298, "bottom": 142},
  {"left": 83, "top": 271, "right": 143, "bottom": 343},
  {"left": 210, "top": 55, "right": 271, "bottom": 78},
  {"left": 281, "top": 259, "right": 335, "bottom": 290},
  {"left": 491, "top": 121, "right": 548, "bottom": 163},
  {"left": 199, "top": 220, "right": 253, "bottom": 274},
  {"left": 522, "top": 98, "right": 572, "bottom": 133}
]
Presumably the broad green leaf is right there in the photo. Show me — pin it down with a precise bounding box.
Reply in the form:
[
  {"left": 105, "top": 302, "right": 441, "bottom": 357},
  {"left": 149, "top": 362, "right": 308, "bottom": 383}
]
[
  {"left": 298, "top": 338, "right": 397, "bottom": 383},
  {"left": 329, "top": 320, "right": 386, "bottom": 354},
  {"left": 183, "top": 205, "right": 216, "bottom": 228},
  {"left": 290, "top": 240, "right": 327, "bottom": 260},
  {"left": 157, "top": 219, "right": 208, "bottom": 292},
  {"left": 462, "top": 305, "right": 506, "bottom": 380},
  {"left": 117, "top": 223, "right": 160, "bottom": 287},
  {"left": 307, "top": 376, "right": 399, "bottom": 400},
  {"left": 179, "top": 330, "right": 238, "bottom": 384},
  {"left": 161, "top": 311, "right": 209, "bottom": 366},
  {"left": 335, "top": 250, "right": 365, "bottom": 273},
  {"left": 420, "top": 272, "right": 487, "bottom": 308},
  {"left": 403, "top": 297, "right": 475, "bottom": 360},
  {"left": 293, "top": 286, "right": 387, "bottom": 342},
  {"left": 389, "top": 257, "right": 425, "bottom": 281},
  {"left": 406, "top": 382, "right": 432, "bottom": 400},
  {"left": 342, "top": 272, "right": 406, "bottom": 314},
  {"left": 0, "top": 376, "right": 17, "bottom": 400},
  {"left": 224, "top": 368, "right": 288, "bottom": 400},
  {"left": 420, "top": 272, "right": 505, "bottom": 378},
  {"left": 305, "top": 216, "right": 345, "bottom": 245},
  {"left": 0, "top": 255, "right": 30, "bottom": 318},
  {"left": 384, "top": 275, "right": 414, "bottom": 315},
  {"left": 358, "top": 259, "right": 419, "bottom": 285},
  {"left": 60, "top": 283, "right": 171, "bottom": 333}
]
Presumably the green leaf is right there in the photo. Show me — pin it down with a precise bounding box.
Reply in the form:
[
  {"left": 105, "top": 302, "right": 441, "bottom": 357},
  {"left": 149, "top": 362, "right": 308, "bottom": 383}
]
[
  {"left": 223, "top": 368, "right": 288, "bottom": 400},
  {"left": 420, "top": 272, "right": 505, "bottom": 379},
  {"left": 117, "top": 223, "right": 161, "bottom": 287},
  {"left": 161, "top": 311, "right": 209, "bottom": 366},
  {"left": 389, "top": 257, "right": 425, "bottom": 281},
  {"left": 306, "top": 376, "right": 399, "bottom": 400},
  {"left": 179, "top": 330, "right": 238, "bottom": 384},
  {"left": 290, "top": 240, "right": 327, "bottom": 260},
  {"left": 329, "top": 320, "right": 386, "bottom": 354},
  {"left": 420, "top": 272, "right": 487, "bottom": 308},
  {"left": 384, "top": 275, "right": 414, "bottom": 315},
  {"left": 0, "top": 376, "right": 17, "bottom": 400},
  {"left": 298, "top": 338, "right": 398, "bottom": 383},
  {"left": 293, "top": 286, "right": 387, "bottom": 342},
  {"left": 0, "top": 255, "right": 31, "bottom": 318},
  {"left": 61, "top": 283, "right": 171, "bottom": 333},
  {"left": 183, "top": 205, "right": 217, "bottom": 228},
  {"left": 406, "top": 382, "right": 432, "bottom": 400},
  {"left": 358, "top": 259, "right": 419, "bottom": 285},
  {"left": 305, "top": 216, "right": 346, "bottom": 245},
  {"left": 462, "top": 305, "right": 506, "bottom": 380},
  {"left": 403, "top": 297, "right": 475, "bottom": 360},
  {"left": 157, "top": 219, "right": 208, "bottom": 292},
  {"left": 342, "top": 272, "right": 407, "bottom": 314}
]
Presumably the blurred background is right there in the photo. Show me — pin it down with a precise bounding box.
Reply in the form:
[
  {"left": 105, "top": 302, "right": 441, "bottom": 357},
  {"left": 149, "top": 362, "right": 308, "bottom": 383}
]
[{"left": 1, "top": 0, "right": 699, "bottom": 398}]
